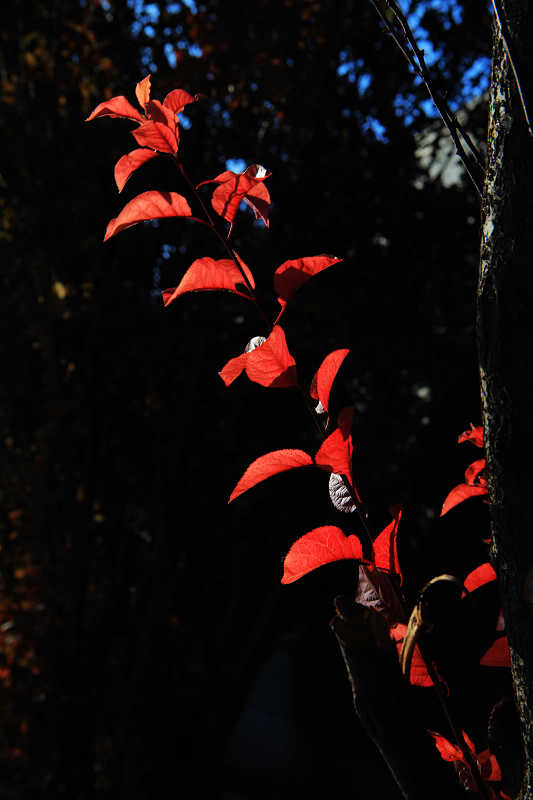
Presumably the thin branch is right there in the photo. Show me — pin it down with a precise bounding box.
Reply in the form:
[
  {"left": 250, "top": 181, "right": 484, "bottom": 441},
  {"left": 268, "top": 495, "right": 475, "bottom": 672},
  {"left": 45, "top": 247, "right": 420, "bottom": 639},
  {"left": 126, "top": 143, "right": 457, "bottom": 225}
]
[
  {"left": 369, "top": 0, "right": 485, "bottom": 196},
  {"left": 491, "top": 0, "right": 533, "bottom": 137}
]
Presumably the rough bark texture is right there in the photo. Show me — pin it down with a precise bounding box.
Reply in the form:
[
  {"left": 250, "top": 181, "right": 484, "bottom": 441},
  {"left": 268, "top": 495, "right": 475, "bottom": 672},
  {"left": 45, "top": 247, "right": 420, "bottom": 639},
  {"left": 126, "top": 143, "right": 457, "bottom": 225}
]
[{"left": 477, "top": 2, "right": 533, "bottom": 797}]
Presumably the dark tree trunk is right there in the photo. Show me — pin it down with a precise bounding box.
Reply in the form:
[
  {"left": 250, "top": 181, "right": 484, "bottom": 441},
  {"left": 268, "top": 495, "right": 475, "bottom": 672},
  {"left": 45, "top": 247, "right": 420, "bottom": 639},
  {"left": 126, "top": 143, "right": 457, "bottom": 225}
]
[{"left": 477, "top": 2, "right": 533, "bottom": 797}]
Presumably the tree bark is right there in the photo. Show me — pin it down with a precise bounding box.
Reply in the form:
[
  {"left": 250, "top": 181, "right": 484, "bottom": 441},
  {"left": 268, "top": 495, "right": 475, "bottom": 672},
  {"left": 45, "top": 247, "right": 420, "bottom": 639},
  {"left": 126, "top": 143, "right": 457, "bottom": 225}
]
[{"left": 477, "top": 2, "right": 533, "bottom": 797}]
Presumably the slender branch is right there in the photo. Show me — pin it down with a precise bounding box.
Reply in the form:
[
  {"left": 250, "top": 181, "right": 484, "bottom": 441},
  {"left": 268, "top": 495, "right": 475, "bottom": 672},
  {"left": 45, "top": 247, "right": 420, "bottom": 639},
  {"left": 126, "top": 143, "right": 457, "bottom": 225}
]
[
  {"left": 369, "top": 0, "right": 485, "bottom": 195},
  {"left": 174, "top": 157, "right": 271, "bottom": 325},
  {"left": 490, "top": 0, "right": 533, "bottom": 136}
]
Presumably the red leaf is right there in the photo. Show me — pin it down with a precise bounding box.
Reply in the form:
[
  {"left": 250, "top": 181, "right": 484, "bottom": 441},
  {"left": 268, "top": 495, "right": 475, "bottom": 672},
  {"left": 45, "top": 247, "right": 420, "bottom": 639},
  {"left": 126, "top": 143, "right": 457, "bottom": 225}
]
[
  {"left": 390, "top": 624, "right": 434, "bottom": 686},
  {"left": 135, "top": 74, "right": 151, "bottom": 110},
  {"left": 163, "top": 88, "right": 198, "bottom": 114},
  {"left": 458, "top": 424, "right": 484, "bottom": 447},
  {"left": 281, "top": 526, "right": 363, "bottom": 584},
  {"left": 198, "top": 164, "right": 271, "bottom": 233},
  {"left": 104, "top": 190, "right": 192, "bottom": 241},
  {"left": 161, "top": 256, "right": 254, "bottom": 306},
  {"left": 440, "top": 483, "right": 488, "bottom": 516},
  {"left": 273, "top": 255, "right": 342, "bottom": 320},
  {"left": 463, "top": 562, "right": 496, "bottom": 594},
  {"left": 481, "top": 636, "right": 511, "bottom": 668},
  {"left": 219, "top": 325, "right": 297, "bottom": 388},
  {"left": 229, "top": 449, "right": 313, "bottom": 503},
  {"left": 373, "top": 506, "right": 403, "bottom": 584},
  {"left": 85, "top": 95, "right": 145, "bottom": 123},
  {"left": 132, "top": 120, "right": 178, "bottom": 154},
  {"left": 465, "top": 458, "right": 487, "bottom": 486},
  {"left": 310, "top": 348, "right": 350, "bottom": 413},
  {"left": 114, "top": 148, "right": 160, "bottom": 193},
  {"left": 315, "top": 406, "right": 354, "bottom": 485},
  {"left": 428, "top": 731, "right": 463, "bottom": 761}
]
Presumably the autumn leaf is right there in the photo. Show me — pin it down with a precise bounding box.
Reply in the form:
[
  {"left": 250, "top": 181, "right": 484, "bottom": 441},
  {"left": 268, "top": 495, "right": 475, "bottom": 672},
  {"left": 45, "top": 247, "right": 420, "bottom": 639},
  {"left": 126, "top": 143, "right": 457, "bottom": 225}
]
[
  {"left": 481, "top": 636, "right": 511, "bottom": 668},
  {"left": 114, "top": 148, "right": 160, "bottom": 193},
  {"left": 441, "top": 484, "right": 488, "bottom": 516},
  {"left": 463, "top": 562, "right": 496, "bottom": 594},
  {"left": 315, "top": 406, "right": 355, "bottom": 487},
  {"left": 162, "top": 256, "right": 255, "bottom": 306},
  {"left": 104, "top": 190, "right": 192, "bottom": 241},
  {"left": 132, "top": 120, "right": 178, "bottom": 154},
  {"left": 85, "top": 95, "right": 145, "bottom": 123},
  {"left": 163, "top": 88, "right": 199, "bottom": 114},
  {"left": 135, "top": 74, "right": 151, "bottom": 110},
  {"left": 229, "top": 449, "right": 313, "bottom": 503},
  {"left": 458, "top": 423, "right": 484, "bottom": 447},
  {"left": 197, "top": 164, "right": 271, "bottom": 234},
  {"left": 373, "top": 505, "right": 403, "bottom": 583},
  {"left": 219, "top": 325, "right": 297, "bottom": 388},
  {"left": 389, "top": 623, "right": 434, "bottom": 686},
  {"left": 281, "top": 526, "right": 363, "bottom": 584},
  {"left": 273, "top": 255, "right": 342, "bottom": 320},
  {"left": 429, "top": 730, "right": 502, "bottom": 788},
  {"left": 309, "top": 348, "right": 350, "bottom": 413}
]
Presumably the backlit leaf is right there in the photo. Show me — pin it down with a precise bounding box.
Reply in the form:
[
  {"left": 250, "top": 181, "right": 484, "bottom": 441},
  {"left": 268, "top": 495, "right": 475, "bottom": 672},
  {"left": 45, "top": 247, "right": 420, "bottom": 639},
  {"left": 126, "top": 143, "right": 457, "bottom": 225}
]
[
  {"left": 229, "top": 449, "right": 313, "bottom": 503},
  {"left": 163, "top": 88, "right": 198, "bottom": 114},
  {"left": 219, "top": 325, "right": 297, "bottom": 388},
  {"left": 114, "top": 148, "right": 160, "bottom": 193},
  {"left": 274, "top": 255, "right": 342, "bottom": 320},
  {"left": 465, "top": 458, "right": 487, "bottom": 486},
  {"left": 104, "top": 190, "right": 192, "bottom": 241},
  {"left": 458, "top": 424, "right": 484, "bottom": 447},
  {"left": 315, "top": 406, "right": 355, "bottom": 486},
  {"left": 135, "top": 74, "right": 151, "bottom": 110},
  {"left": 463, "top": 563, "right": 496, "bottom": 594},
  {"left": 281, "top": 526, "right": 363, "bottom": 584},
  {"left": 310, "top": 348, "right": 350, "bottom": 413},
  {"left": 198, "top": 164, "right": 271, "bottom": 233},
  {"left": 389, "top": 624, "right": 433, "bottom": 686},
  {"left": 132, "top": 120, "right": 178, "bottom": 154},
  {"left": 162, "top": 256, "right": 255, "bottom": 306},
  {"left": 373, "top": 506, "right": 403, "bottom": 583},
  {"left": 441, "top": 484, "right": 488, "bottom": 516},
  {"left": 86, "top": 95, "right": 145, "bottom": 123}
]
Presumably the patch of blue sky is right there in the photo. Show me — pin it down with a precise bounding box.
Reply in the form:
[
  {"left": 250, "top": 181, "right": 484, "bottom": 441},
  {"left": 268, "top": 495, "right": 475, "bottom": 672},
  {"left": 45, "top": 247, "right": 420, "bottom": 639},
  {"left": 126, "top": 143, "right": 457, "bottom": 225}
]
[{"left": 226, "top": 158, "right": 247, "bottom": 173}]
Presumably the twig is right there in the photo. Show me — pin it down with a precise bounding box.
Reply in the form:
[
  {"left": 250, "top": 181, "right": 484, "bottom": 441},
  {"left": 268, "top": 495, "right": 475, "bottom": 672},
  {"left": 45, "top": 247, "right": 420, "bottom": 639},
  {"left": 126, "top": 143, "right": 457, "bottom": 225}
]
[{"left": 369, "top": 0, "right": 485, "bottom": 196}]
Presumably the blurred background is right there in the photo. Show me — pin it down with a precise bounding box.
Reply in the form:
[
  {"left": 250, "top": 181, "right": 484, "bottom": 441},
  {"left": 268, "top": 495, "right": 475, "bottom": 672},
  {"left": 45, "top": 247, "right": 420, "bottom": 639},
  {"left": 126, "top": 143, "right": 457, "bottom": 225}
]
[{"left": 1, "top": 1, "right": 511, "bottom": 797}]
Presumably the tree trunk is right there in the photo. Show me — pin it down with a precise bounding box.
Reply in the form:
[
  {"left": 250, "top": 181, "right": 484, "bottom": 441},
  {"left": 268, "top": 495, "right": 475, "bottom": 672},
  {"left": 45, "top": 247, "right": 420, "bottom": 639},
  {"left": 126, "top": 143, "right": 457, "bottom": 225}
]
[{"left": 477, "top": 2, "right": 533, "bottom": 797}]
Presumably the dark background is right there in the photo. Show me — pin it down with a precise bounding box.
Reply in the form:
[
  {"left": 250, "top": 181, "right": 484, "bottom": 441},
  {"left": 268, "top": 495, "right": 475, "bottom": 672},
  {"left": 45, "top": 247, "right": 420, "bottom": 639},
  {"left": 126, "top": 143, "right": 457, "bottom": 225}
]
[{"left": 1, "top": 1, "right": 512, "bottom": 797}]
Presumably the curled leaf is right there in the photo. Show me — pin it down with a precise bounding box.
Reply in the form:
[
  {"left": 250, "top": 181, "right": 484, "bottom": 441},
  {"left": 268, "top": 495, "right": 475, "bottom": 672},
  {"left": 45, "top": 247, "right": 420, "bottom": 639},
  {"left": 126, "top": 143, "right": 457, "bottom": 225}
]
[
  {"left": 458, "top": 424, "right": 484, "bottom": 447},
  {"left": 229, "top": 449, "right": 313, "bottom": 503},
  {"left": 114, "top": 148, "right": 160, "bottom": 193},
  {"left": 282, "top": 526, "right": 363, "bottom": 584},
  {"left": 104, "top": 190, "right": 192, "bottom": 241},
  {"left": 310, "top": 348, "right": 350, "bottom": 413}
]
